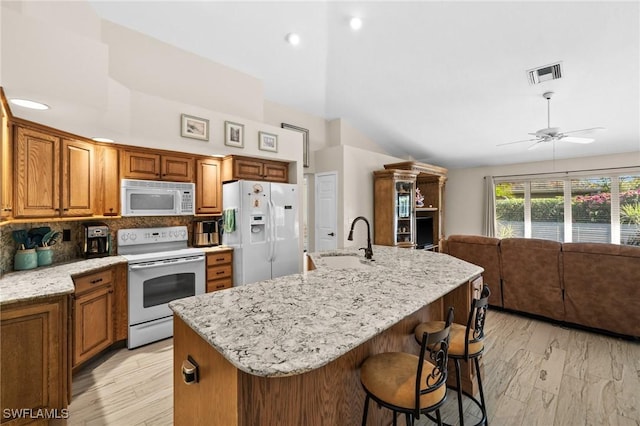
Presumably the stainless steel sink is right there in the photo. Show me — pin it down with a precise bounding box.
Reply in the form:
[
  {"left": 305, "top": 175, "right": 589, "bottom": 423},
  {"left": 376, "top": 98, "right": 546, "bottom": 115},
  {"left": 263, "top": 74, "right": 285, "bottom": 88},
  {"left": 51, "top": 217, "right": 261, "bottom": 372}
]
[{"left": 318, "top": 253, "right": 373, "bottom": 269}]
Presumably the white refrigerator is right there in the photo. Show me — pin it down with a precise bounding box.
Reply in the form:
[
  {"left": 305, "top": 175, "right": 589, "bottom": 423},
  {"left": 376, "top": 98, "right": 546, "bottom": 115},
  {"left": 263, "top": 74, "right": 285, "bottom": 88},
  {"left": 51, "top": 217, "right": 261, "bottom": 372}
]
[{"left": 222, "top": 180, "right": 300, "bottom": 286}]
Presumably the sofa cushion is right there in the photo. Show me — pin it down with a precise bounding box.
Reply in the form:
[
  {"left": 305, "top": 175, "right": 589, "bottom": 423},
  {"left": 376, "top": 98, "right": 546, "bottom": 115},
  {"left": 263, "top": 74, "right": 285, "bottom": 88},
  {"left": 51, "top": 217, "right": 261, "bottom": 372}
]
[
  {"left": 562, "top": 243, "right": 640, "bottom": 337},
  {"left": 500, "top": 238, "right": 565, "bottom": 321},
  {"left": 445, "top": 235, "right": 503, "bottom": 307}
]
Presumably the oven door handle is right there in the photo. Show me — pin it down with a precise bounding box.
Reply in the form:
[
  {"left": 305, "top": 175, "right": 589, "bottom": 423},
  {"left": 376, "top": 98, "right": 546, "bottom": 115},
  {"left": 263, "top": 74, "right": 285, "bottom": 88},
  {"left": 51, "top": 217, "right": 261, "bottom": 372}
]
[{"left": 129, "top": 255, "right": 205, "bottom": 270}]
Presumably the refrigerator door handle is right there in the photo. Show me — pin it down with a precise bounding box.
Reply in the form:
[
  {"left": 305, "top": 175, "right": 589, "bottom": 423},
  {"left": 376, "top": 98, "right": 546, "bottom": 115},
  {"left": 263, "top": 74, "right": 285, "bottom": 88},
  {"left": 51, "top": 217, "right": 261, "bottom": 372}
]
[
  {"left": 269, "top": 200, "right": 277, "bottom": 262},
  {"left": 267, "top": 199, "right": 274, "bottom": 262}
]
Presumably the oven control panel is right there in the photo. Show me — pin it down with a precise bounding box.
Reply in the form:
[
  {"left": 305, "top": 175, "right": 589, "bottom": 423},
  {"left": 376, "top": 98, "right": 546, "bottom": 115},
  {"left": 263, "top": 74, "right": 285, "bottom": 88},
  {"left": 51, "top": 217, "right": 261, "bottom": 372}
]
[{"left": 118, "top": 226, "right": 188, "bottom": 246}]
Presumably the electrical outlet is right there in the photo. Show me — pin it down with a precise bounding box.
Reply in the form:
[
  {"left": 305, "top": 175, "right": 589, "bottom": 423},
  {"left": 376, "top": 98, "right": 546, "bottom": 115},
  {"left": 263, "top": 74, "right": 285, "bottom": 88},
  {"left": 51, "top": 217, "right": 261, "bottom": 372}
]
[{"left": 63, "top": 229, "right": 71, "bottom": 241}]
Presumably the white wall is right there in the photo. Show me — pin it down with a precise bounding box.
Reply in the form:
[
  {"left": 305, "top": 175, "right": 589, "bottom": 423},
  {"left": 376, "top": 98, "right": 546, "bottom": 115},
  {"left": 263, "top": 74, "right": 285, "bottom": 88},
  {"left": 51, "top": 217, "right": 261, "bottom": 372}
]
[
  {"left": 342, "top": 146, "right": 405, "bottom": 249},
  {"left": 1, "top": 4, "right": 265, "bottom": 141},
  {"left": 264, "top": 100, "right": 328, "bottom": 173},
  {"left": 446, "top": 151, "right": 640, "bottom": 236}
]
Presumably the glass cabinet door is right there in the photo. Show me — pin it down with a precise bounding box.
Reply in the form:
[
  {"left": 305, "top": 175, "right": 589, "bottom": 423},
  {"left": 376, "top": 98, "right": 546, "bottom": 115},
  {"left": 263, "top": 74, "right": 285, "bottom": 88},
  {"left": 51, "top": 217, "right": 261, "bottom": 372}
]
[{"left": 395, "top": 181, "right": 415, "bottom": 246}]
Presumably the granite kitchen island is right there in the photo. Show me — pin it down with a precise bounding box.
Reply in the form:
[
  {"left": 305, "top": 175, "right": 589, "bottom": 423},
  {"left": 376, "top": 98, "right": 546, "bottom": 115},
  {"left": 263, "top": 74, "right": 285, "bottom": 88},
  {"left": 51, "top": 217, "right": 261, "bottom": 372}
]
[{"left": 169, "top": 246, "right": 483, "bottom": 426}]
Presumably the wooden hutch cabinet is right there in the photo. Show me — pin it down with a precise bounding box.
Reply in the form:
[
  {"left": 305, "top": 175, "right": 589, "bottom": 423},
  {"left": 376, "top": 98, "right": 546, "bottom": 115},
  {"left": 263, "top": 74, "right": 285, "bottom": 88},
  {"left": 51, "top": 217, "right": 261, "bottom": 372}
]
[
  {"left": 383, "top": 161, "right": 448, "bottom": 249},
  {"left": 373, "top": 169, "right": 420, "bottom": 248}
]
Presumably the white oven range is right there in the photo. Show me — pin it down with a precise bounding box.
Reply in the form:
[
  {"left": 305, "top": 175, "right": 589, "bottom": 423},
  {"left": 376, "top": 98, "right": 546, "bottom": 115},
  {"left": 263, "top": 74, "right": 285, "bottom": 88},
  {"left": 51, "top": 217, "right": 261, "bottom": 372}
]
[{"left": 118, "top": 226, "right": 205, "bottom": 349}]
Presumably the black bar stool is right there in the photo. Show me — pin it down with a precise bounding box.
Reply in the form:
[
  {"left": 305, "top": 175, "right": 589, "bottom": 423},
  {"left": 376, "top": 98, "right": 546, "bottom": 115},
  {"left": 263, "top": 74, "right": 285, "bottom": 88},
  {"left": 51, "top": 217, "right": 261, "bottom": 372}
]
[
  {"left": 414, "top": 285, "right": 491, "bottom": 426},
  {"left": 360, "top": 307, "right": 455, "bottom": 426}
]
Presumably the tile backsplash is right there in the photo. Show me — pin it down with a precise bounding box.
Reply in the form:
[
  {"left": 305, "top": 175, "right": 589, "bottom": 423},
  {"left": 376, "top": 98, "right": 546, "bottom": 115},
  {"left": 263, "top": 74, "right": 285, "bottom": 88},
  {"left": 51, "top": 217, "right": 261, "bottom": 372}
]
[{"left": 0, "top": 216, "right": 216, "bottom": 275}]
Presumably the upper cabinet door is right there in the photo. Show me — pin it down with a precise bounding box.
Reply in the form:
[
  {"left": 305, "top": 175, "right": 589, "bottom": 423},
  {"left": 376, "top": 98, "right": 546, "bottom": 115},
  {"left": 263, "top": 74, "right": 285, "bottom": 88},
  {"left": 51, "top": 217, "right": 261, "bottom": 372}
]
[
  {"left": 95, "top": 144, "right": 120, "bottom": 216},
  {"left": 161, "top": 154, "right": 193, "bottom": 182},
  {"left": 62, "top": 138, "right": 94, "bottom": 216},
  {"left": 195, "top": 158, "right": 221, "bottom": 215},
  {"left": 121, "top": 150, "right": 161, "bottom": 180},
  {"left": 15, "top": 127, "right": 60, "bottom": 217}
]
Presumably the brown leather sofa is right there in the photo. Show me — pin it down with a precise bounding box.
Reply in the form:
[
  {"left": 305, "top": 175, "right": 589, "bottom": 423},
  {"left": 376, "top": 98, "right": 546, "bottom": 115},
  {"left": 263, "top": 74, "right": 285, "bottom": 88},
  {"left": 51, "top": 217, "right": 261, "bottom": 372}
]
[
  {"left": 443, "top": 235, "right": 503, "bottom": 308},
  {"left": 562, "top": 243, "right": 640, "bottom": 338},
  {"left": 443, "top": 235, "right": 640, "bottom": 338},
  {"left": 500, "top": 238, "right": 565, "bottom": 322}
]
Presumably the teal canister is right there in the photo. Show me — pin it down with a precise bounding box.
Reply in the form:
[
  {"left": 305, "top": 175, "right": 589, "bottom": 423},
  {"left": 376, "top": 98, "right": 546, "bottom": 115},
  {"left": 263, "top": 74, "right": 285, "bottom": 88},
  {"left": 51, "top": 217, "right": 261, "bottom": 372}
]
[
  {"left": 14, "top": 249, "right": 38, "bottom": 270},
  {"left": 36, "top": 246, "right": 53, "bottom": 266}
]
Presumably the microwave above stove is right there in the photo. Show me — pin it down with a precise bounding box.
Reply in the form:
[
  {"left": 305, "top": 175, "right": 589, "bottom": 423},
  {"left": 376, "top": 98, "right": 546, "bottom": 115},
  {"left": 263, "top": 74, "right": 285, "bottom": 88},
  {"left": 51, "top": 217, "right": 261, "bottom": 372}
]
[{"left": 121, "top": 179, "right": 195, "bottom": 216}]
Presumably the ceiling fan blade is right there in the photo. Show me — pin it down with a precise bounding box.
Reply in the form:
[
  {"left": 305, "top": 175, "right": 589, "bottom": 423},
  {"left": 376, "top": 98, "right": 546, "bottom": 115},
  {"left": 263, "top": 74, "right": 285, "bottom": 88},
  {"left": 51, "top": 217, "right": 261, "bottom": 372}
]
[
  {"left": 562, "top": 127, "right": 606, "bottom": 135},
  {"left": 527, "top": 141, "right": 543, "bottom": 150},
  {"left": 497, "top": 138, "right": 540, "bottom": 147},
  {"left": 560, "top": 136, "right": 595, "bottom": 144}
]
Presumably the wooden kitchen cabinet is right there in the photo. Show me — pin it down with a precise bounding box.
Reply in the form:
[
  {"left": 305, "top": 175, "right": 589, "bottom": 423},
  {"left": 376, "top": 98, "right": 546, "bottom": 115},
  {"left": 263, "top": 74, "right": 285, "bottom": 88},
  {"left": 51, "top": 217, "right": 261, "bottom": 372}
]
[
  {"left": 206, "top": 250, "right": 233, "bottom": 292},
  {"left": 72, "top": 268, "right": 114, "bottom": 369},
  {"left": 14, "top": 125, "right": 94, "bottom": 218},
  {"left": 0, "top": 99, "right": 12, "bottom": 220},
  {"left": 195, "top": 157, "right": 222, "bottom": 215},
  {"left": 14, "top": 126, "right": 60, "bottom": 217},
  {"left": 94, "top": 144, "right": 120, "bottom": 216},
  {"left": 61, "top": 138, "right": 94, "bottom": 216},
  {"left": 222, "top": 155, "right": 288, "bottom": 183},
  {"left": 1, "top": 296, "right": 69, "bottom": 424},
  {"left": 121, "top": 149, "right": 194, "bottom": 182}
]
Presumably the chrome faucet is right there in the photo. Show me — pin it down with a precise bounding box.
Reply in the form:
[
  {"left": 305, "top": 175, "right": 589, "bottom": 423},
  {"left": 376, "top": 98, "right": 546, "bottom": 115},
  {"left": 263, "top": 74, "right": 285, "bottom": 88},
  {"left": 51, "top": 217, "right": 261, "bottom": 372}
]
[{"left": 348, "top": 216, "right": 373, "bottom": 260}]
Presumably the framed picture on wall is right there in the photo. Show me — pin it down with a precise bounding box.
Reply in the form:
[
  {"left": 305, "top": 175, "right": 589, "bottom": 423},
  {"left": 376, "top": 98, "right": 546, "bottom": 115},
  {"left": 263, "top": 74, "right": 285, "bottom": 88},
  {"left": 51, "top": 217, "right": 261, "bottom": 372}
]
[
  {"left": 259, "top": 131, "right": 278, "bottom": 152},
  {"left": 225, "top": 121, "right": 244, "bottom": 148},
  {"left": 281, "top": 123, "right": 309, "bottom": 167},
  {"left": 181, "top": 114, "right": 209, "bottom": 141}
]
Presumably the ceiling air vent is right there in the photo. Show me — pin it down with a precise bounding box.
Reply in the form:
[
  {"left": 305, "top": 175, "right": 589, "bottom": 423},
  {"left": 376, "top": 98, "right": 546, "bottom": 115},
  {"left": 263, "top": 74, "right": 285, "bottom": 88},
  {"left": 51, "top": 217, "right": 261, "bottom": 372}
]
[{"left": 527, "top": 62, "right": 563, "bottom": 85}]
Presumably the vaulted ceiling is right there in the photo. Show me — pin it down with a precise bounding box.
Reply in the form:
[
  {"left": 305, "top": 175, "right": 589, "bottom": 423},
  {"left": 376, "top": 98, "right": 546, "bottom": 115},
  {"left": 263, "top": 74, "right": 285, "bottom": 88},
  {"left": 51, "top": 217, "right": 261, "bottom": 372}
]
[{"left": 13, "top": 2, "right": 640, "bottom": 168}]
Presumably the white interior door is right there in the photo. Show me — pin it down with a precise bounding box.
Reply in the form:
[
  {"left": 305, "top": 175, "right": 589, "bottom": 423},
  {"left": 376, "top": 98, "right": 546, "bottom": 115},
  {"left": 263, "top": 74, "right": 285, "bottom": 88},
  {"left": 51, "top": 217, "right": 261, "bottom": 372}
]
[{"left": 315, "top": 171, "right": 338, "bottom": 252}]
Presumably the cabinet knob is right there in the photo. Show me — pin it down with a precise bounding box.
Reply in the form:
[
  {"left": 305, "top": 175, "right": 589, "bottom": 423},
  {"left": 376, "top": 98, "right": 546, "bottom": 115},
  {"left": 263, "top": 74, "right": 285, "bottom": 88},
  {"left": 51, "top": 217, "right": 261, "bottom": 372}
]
[
  {"left": 182, "top": 357, "right": 199, "bottom": 384},
  {"left": 328, "top": 232, "right": 335, "bottom": 236}
]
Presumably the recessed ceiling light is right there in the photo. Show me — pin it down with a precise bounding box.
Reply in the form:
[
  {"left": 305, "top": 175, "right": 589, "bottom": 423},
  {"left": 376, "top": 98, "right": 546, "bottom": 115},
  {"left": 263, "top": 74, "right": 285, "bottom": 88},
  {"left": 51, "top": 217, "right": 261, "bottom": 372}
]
[
  {"left": 10, "top": 98, "right": 49, "bottom": 110},
  {"left": 350, "top": 17, "right": 363, "bottom": 31},
  {"left": 92, "top": 137, "right": 114, "bottom": 143},
  {"left": 286, "top": 32, "right": 300, "bottom": 46}
]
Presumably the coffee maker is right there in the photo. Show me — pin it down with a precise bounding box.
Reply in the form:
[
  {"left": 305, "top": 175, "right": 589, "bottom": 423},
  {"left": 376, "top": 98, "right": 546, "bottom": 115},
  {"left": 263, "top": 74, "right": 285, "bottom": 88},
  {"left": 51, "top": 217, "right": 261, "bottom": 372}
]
[
  {"left": 82, "top": 222, "right": 110, "bottom": 258},
  {"left": 192, "top": 220, "right": 220, "bottom": 247}
]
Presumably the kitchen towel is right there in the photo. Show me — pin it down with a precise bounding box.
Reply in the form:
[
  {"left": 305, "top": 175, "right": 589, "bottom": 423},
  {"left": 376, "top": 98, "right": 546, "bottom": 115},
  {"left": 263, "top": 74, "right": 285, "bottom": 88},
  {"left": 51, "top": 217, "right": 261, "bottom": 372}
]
[{"left": 223, "top": 209, "right": 236, "bottom": 233}]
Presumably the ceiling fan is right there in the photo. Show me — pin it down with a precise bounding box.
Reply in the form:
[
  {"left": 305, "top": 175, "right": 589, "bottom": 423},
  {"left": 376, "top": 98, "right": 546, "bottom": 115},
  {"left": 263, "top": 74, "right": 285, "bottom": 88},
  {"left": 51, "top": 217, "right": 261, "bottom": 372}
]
[{"left": 498, "top": 92, "right": 605, "bottom": 150}]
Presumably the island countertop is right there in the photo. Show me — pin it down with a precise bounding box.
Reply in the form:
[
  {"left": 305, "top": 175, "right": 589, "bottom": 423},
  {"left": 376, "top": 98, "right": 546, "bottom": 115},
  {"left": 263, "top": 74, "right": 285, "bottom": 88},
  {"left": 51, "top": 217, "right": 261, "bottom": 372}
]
[{"left": 169, "top": 245, "right": 483, "bottom": 378}]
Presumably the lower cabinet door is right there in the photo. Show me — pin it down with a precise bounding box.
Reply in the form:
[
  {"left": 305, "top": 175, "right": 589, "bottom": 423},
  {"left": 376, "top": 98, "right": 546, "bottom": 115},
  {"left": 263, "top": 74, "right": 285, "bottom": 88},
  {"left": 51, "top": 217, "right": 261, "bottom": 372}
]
[
  {"left": 1, "top": 297, "right": 68, "bottom": 423},
  {"left": 74, "top": 285, "right": 114, "bottom": 368}
]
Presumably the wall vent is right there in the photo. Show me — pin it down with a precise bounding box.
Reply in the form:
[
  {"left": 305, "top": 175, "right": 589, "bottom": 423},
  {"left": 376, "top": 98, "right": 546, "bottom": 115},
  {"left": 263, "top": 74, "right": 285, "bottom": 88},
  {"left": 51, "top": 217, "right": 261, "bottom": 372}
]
[{"left": 527, "top": 62, "right": 563, "bottom": 85}]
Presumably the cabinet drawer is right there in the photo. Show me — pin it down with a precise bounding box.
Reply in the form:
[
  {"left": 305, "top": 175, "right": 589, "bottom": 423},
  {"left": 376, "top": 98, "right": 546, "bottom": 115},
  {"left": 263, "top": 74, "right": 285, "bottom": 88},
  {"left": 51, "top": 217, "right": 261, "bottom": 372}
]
[
  {"left": 206, "top": 278, "right": 232, "bottom": 293},
  {"left": 74, "top": 269, "right": 113, "bottom": 295},
  {"left": 207, "top": 264, "right": 232, "bottom": 281},
  {"left": 207, "top": 251, "right": 232, "bottom": 266}
]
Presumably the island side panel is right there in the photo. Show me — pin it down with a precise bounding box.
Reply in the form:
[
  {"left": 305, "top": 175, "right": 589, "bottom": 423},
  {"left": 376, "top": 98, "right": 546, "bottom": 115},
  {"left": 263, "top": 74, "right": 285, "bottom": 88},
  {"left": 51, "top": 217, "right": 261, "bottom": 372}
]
[
  {"left": 173, "top": 315, "right": 238, "bottom": 426},
  {"left": 237, "top": 300, "right": 443, "bottom": 426}
]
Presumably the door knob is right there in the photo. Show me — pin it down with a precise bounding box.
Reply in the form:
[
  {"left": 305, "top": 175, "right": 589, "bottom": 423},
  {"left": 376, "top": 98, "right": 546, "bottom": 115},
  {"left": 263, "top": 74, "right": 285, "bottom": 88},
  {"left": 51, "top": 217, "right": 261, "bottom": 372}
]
[{"left": 328, "top": 232, "right": 335, "bottom": 236}]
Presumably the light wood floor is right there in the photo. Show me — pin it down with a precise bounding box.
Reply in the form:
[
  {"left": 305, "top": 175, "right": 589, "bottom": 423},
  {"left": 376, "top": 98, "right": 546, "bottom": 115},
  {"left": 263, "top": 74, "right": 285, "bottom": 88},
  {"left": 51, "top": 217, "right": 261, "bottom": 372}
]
[{"left": 69, "top": 310, "right": 640, "bottom": 425}]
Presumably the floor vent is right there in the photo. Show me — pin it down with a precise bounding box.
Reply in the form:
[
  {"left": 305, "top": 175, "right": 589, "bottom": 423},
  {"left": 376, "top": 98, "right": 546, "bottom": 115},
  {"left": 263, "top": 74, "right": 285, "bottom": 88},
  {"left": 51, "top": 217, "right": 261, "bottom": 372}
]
[{"left": 527, "top": 62, "right": 563, "bottom": 85}]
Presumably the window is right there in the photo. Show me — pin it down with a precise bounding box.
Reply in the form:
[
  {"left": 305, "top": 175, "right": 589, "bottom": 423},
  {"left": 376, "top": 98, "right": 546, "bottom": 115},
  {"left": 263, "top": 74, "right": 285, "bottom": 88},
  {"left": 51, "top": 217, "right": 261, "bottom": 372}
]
[
  {"left": 495, "top": 182, "right": 525, "bottom": 238},
  {"left": 494, "top": 171, "right": 640, "bottom": 246}
]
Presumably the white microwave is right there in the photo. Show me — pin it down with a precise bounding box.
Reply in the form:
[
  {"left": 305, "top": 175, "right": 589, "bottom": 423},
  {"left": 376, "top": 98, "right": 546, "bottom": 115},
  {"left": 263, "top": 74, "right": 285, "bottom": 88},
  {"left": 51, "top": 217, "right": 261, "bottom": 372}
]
[{"left": 121, "top": 179, "right": 195, "bottom": 216}]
